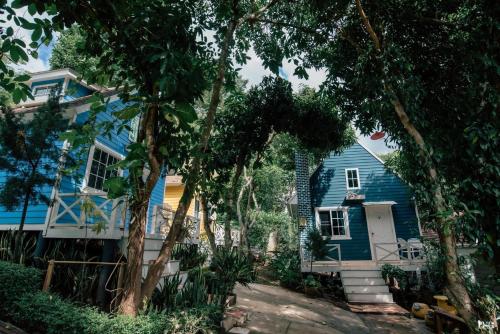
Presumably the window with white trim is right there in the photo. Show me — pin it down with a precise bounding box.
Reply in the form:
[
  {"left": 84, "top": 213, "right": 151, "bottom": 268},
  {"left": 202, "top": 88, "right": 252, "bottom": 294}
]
[
  {"left": 317, "top": 208, "right": 350, "bottom": 239},
  {"left": 87, "top": 147, "right": 120, "bottom": 191},
  {"left": 33, "top": 84, "right": 56, "bottom": 97},
  {"left": 345, "top": 168, "right": 360, "bottom": 189}
]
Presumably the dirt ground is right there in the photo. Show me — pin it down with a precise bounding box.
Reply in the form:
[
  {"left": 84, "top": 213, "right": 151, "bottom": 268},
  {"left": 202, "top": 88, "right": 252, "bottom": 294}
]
[{"left": 234, "top": 283, "right": 433, "bottom": 334}]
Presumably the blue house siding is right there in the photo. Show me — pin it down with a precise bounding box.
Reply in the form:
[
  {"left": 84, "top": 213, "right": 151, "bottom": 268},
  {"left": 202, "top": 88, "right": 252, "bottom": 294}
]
[
  {"left": 147, "top": 174, "right": 166, "bottom": 234},
  {"left": 0, "top": 138, "right": 67, "bottom": 227},
  {"left": 1, "top": 70, "right": 167, "bottom": 239},
  {"left": 63, "top": 81, "right": 92, "bottom": 101},
  {"left": 308, "top": 142, "right": 420, "bottom": 261}
]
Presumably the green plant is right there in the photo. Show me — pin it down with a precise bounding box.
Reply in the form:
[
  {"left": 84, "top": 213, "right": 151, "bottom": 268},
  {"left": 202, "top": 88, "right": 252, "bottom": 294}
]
[
  {"left": 209, "top": 249, "right": 254, "bottom": 305},
  {"left": 304, "top": 228, "right": 329, "bottom": 272},
  {"left": 269, "top": 249, "right": 302, "bottom": 289},
  {"left": 9, "top": 290, "right": 221, "bottom": 334},
  {"left": 303, "top": 274, "right": 321, "bottom": 288},
  {"left": 423, "top": 240, "right": 446, "bottom": 291},
  {"left": 0, "top": 261, "right": 42, "bottom": 314},
  {"left": 380, "top": 264, "right": 408, "bottom": 290},
  {"left": 172, "top": 243, "right": 208, "bottom": 271},
  {"left": 0, "top": 230, "right": 37, "bottom": 264},
  {"left": 151, "top": 273, "right": 182, "bottom": 311}
]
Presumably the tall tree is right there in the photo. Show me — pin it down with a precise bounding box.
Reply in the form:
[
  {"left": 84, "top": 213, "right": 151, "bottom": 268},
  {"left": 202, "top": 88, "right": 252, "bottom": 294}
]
[
  {"left": 254, "top": 0, "right": 499, "bottom": 327},
  {"left": 49, "top": 25, "right": 100, "bottom": 80},
  {"left": 0, "top": 89, "right": 68, "bottom": 233},
  {"left": 0, "top": 1, "right": 55, "bottom": 103}
]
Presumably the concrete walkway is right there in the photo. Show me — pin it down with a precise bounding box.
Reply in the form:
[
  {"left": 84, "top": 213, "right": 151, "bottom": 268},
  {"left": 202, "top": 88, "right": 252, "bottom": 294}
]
[{"left": 234, "top": 283, "right": 432, "bottom": 334}]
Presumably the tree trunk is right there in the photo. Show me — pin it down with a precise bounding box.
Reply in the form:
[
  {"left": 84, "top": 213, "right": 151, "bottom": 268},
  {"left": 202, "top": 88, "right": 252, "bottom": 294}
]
[
  {"left": 18, "top": 188, "right": 31, "bottom": 232},
  {"left": 140, "top": 0, "right": 280, "bottom": 306},
  {"left": 354, "top": 1, "right": 477, "bottom": 327},
  {"left": 118, "top": 102, "right": 162, "bottom": 315},
  {"left": 141, "top": 20, "right": 239, "bottom": 304},
  {"left": 118, "top": 201, "right": 148, "bottom": 316},
  {"left": 200, "top": 195, "right": 217, "bottom": 253},
  {"left": 224, "top": 159, "right": 245, "bottom": 248}
]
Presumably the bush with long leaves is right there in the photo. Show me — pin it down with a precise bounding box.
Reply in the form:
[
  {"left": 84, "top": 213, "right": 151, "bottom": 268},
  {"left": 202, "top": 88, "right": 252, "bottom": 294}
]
[{"left": 209, "top": 249, "right": 254, "bottom": 305}]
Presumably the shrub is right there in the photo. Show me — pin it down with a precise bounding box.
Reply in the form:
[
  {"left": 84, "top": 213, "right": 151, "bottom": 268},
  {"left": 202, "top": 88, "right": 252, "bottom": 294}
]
[
  {"left": 9, "top": 290, "right": 221, "bottom": 334},
  {"left": 151, "top": 273, "right": 182, "bottom": 311},
  {"left": 380, "top": 263, "right": 408, "bottom": 290},
  {"left": 0, "top": 261, "right": 42, "bottom": 313},
  {"left": 303, "top": 274, "right": 321, "bottom": 288},
  {"left": 172, "top": 244, "right": 208, "bottom": 271},
  {"left": 209, "top": 249, "right": 254, "bottom": 305},
  {"left": 269, "top": 249, "right": 302, "bottom": 289}
]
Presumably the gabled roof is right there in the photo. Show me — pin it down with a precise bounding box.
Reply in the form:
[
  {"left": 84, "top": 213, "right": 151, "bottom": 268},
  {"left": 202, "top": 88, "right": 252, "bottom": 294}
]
[{"left": 27, "top": 68, "right": 103, "bottom": 92}]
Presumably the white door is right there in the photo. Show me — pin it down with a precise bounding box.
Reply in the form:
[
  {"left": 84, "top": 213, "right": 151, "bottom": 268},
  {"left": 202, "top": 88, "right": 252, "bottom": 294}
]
[{"left": 365, "top": 205, "right": 399, "bottom": 261}]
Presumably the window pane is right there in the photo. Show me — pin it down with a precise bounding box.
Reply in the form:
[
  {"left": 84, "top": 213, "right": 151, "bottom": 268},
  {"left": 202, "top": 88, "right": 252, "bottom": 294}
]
[
  {"left": 88, "top": 174, "right": 96, "bottom": 188},
  {"left": 332, "top": 210, "right": 346, "bottom": 236},
  {"left": 86, "top": 148, "right": 120, "bottom": 191},
  {"left": 319, "top": 211, "right": 332, "bottom": 237}
]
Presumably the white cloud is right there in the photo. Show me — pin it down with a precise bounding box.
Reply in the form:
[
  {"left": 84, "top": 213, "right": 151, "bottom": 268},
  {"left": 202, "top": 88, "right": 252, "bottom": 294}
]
[{"left": 238, "top": 47, "right": 326, "bottom": 91}]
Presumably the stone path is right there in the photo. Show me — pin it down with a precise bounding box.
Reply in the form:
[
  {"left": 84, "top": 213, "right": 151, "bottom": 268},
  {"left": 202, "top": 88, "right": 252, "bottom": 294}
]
[{"left": 234, "top": 283, "right": 432, "bottom": 334}]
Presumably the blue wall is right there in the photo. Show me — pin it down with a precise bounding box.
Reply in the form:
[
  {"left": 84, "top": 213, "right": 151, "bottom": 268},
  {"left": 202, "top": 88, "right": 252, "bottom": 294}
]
[
  {"left": 0, "top": 96, "right": 166, "bottom": 236},
  {"left": 63, "top": 81, "right": 93, "bottom": 101},
  {"left": 309, "top": 142, "right": 420, "bottom": 261}
]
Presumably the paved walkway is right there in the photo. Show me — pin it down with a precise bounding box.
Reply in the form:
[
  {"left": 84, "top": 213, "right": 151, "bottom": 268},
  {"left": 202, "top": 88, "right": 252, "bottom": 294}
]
[{"left": 234, "top": 283, "right": 432, "bottom": 334}]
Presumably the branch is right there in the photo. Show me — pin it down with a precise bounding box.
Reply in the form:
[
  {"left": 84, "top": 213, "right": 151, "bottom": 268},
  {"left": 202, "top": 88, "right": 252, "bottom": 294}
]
[
  {"left": 242, "top": 0, "right": 280, "bottom": 25},
  {"left": 355, "top": 0, "right": 381, "bottom": 52}
]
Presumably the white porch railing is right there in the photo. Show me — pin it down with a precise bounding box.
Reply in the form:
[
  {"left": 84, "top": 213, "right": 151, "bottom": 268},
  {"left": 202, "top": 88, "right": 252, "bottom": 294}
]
[
  {"left": 300, "top": 244, "right": 342, "bottom": 267},
  {"left": 374, "top": 241, "right": 425, "bottom": 264},
  {"left": 46, "top": 191, "right": 126, "bottom": 239},
  {"left": 151, "top": 206, "right": 200, "bottom": 243}
]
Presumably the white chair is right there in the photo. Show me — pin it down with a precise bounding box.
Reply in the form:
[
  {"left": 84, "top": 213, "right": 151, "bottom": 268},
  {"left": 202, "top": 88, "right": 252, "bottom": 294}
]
[
  {"left": 408, "top": 238, "right": 424, "bottom": 260},
  {"left": 397, "top": 238, "right": 409, "bottom": 260}
]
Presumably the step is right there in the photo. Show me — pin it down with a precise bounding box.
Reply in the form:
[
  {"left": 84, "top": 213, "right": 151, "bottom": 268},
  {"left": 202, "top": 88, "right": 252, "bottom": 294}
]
[
  {"left": 343, "top": 285, "right": 389, "bottom": 294},
  {"left": 347, "top": 292, "right": 394, "bottom": 303},
  {"left": 342, "top": 277, "right": 386, "bottom": 286},
  {"left": 341, "top": 270, "right": 381, "bottom": 278}
]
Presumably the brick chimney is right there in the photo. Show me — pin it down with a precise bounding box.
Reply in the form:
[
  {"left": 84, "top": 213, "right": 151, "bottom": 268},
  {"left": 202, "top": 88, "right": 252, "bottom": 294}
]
[{"left": 295, "top": 150, "right": 313, "bottom": 234}]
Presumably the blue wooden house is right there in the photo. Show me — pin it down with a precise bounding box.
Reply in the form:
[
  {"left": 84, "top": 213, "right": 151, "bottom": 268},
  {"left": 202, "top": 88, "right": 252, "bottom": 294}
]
[
  {"left": 0, "top": 69, "right": 172, "bottom": 254},
  {"left": 293, "top": 141, "right": 424, "bottom": 303}
]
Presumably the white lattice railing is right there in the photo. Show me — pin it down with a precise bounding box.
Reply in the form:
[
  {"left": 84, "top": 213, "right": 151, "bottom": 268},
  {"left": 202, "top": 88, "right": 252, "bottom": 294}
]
[
  {"left": 300, "top": 244, "right": 342, "bottom": 266},
  {"left": 374, "top": 241, "right": 425, "bottom": 264},
  {"left": 47, "top": 191, "right": 126, "bottom": 238},
  {"left": 151, "top": 206, "right": 200, "bottom": 243}
]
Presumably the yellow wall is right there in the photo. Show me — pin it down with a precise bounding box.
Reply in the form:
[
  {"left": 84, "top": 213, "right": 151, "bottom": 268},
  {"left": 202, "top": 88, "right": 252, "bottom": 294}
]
[{"left": 164, "top": 185, "right": 195, "bottom": 216}]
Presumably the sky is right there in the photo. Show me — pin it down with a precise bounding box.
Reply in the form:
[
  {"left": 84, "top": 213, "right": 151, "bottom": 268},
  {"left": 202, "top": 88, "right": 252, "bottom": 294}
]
[{"left": 13, "top": 18, "right": 394, "bottom": 154}]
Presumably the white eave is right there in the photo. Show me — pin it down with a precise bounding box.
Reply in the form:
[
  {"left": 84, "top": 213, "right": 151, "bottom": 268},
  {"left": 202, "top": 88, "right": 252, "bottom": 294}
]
[
  {"left": 362, "top": 201, "right": 397, "bottom": 206},
  {"left": 26, "top": 68, "right": 103, "bottom": 92}
]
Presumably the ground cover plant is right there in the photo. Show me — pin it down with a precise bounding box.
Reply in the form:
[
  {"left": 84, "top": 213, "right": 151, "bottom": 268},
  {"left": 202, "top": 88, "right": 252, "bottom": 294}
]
[{"left": 0, "top": 261, "right": 222, "bottom": 334}]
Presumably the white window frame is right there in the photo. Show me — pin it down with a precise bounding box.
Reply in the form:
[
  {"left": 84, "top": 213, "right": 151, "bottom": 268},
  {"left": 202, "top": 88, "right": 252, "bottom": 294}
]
[
  {"left": 33, "top": 83, "right": 58, "bottom": 97},
  {"left": 345, "top": 168, "right": 361, "bottom": 190},
  {"left": 82, "top": 142, "right": 124, "bottom": 193},
  {"left": 315, "top": 206, "right": 351, "bottom": 240}
]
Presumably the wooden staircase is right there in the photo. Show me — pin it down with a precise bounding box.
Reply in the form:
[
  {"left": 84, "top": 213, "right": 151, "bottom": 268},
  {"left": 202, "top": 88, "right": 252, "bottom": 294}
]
[{"left": 341, "top": 269, "right": 394, "bottom": 303}]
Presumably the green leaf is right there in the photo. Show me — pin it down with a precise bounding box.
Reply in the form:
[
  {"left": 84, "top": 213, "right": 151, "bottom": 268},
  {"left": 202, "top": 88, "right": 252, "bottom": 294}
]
[
  {"left": 113, "top": 105, "right": 140, "bottom": 120},
  {"left": 27, "top": 3, "right": 37, "bottom": 16},
  {"left": 14, "top": 74, "right": 31, "bottom": 82},
  {"left": 12, "top": 88, "right": 23, "bottom": 104},
  {"left": 103, "top": 177, "right": 128, "bottom": 199},
  {"left": 31, "top": 27, "right": 42, "bottom": 42}
]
